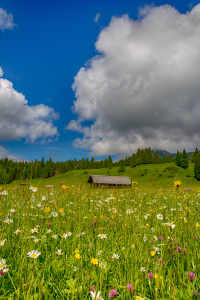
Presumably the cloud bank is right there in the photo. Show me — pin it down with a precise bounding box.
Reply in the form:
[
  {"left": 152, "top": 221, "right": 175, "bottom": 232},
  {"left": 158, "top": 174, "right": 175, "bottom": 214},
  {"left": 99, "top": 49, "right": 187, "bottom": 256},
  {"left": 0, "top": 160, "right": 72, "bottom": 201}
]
[
  {"left": 0, "top": 70, "right": 59, "bottom": 142},
  {"left": 0, "top": 7, "right": 15, "bottom": 31},
  {"left": 67, "top": 4, "right": 200, "bottom": 156}
]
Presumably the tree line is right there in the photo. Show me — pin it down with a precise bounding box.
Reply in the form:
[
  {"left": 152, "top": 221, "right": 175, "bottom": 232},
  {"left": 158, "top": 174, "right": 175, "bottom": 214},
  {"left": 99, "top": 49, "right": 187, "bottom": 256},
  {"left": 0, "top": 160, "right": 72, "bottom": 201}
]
[{"left": 0, "top": 147, "right": 192, "bottom": 185}]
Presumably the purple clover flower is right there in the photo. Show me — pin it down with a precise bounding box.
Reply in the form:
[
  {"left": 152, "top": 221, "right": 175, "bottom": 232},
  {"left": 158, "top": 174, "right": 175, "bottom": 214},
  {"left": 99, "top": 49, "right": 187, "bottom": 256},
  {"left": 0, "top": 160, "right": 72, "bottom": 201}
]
[{"left": 109, "top": 289, "right": 118, "bottom": 297}]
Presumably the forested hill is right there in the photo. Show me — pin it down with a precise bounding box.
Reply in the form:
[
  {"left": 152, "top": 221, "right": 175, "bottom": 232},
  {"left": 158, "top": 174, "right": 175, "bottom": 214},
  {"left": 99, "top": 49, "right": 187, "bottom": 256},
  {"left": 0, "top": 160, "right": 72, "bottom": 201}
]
[{"left": 0, "top": 147, "right": 196, "bottom": 184}]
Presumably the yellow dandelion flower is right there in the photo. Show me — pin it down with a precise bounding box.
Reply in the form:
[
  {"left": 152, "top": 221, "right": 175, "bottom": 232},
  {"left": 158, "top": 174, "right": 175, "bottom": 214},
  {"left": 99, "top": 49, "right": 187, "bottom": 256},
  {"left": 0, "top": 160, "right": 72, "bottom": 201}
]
[{"left": 196, "top": 222, "right": 200, "bottom": 227}]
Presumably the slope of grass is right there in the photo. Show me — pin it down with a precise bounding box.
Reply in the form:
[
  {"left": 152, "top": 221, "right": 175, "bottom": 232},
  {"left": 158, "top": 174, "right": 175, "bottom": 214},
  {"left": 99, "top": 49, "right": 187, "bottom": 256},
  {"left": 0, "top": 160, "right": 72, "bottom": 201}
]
[{"left": 1, "top": 162, "right": 199, "bottom": 190}]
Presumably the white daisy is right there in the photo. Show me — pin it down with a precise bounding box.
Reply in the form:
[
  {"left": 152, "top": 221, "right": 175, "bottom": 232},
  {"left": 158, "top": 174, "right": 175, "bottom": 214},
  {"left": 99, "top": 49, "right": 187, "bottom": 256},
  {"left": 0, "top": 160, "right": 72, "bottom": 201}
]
[
  {"left": 51, "top": 235, "right": 58, "bottom": 239},
  {"left": 3, "top": 218, "right": 13, "bottom": 224},
  {"left": 156, "top": 214, "right": 163, "bottom": 220},
  {"left": 27, "top": 250, "right": 41, "bottom": 259},
  {"left": 51, "top": 212, "right": 58, "bottom": 217},
  {"left": 112, "top": 253, "right": 120, "bottom": 259},
  {"left": 90, "top": 291, "right": 103, "bottom": 300},
  {"left": 97, "top": 233, "right": 107, "bottom": 239},
  {"left": 140, "top": 267, "right": 146, "bottom": 272},
  {"left": 0, "top": 240, "right": 6, "bottom": 246},
  {"left": 60, "top": 233, "right": 68, "bottom": 239},
  {"left": 0, "top": 259, "right": 7, "bottom": 270},
  {"left": 56, "top": 249, "right": 63, "bottom": 255}
]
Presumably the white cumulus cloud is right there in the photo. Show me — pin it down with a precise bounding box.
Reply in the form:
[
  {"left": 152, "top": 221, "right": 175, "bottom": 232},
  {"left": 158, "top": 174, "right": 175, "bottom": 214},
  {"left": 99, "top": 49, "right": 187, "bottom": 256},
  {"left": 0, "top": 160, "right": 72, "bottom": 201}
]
[
  {"left": 0, "top": 146, "right": 23, "bottom": 161},
  {"left": 0, "top": 67, "right": 3, "bottom": 77},
  {"left": 67, "top": 4, "right": 200, "bottom": 156},
  {"left": 0, "top": 70, "right": 59, "bottom": 142},
  {"left": 0, "top": 7, "right": 16, "bottom": 31}
]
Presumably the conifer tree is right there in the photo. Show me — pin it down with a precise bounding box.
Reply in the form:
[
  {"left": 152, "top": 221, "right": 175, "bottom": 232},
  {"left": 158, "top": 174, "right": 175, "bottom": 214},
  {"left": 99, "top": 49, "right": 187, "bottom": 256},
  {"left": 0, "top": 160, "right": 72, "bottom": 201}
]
[
  {"left": 108, "top": 155, "right": 113, "bottom": 169},
  {"left": 181, "top": 149, "right": 189, "bottom": 169},
  {"left": 130, "top": 154, "right": 137, "bottom": 167},
  {"left": 136, "top": 148, "right": 142, "bottom": 165},
  {"left": 175, "top": 150, "right": 182, "bottom": 167},
  {"left": 194, "top": 153, "right": 200, "bottom": 180},
  {"left": 154, "top": 151, "right": 160, "bottom": 164},
  {"left": 147, "top": 147, "right": 154, "bottom": 164},
  {"left": 191, "top": 148, "right": 199, "bottom": 163}
]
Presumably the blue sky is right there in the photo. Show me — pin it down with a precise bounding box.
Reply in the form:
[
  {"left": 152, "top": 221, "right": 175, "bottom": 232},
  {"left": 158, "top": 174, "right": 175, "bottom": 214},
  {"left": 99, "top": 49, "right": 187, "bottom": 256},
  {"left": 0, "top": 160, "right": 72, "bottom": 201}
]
[{"left": 0, "top": 0, "right": 200, "bottom": 162}]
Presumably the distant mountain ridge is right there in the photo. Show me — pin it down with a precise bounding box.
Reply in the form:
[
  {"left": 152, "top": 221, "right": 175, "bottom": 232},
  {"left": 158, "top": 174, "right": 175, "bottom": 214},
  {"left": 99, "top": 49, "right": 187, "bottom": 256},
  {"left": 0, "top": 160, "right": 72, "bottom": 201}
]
[{"left": 152, "top": 150, "right": 194, "bottom": 159}]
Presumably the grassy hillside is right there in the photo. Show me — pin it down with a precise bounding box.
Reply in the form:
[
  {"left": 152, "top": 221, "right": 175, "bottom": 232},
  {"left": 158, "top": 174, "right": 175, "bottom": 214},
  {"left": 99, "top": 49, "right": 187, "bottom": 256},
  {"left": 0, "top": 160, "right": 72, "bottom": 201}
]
[{"left": 1, "top": 162, "right": 199, "bottom": 189}]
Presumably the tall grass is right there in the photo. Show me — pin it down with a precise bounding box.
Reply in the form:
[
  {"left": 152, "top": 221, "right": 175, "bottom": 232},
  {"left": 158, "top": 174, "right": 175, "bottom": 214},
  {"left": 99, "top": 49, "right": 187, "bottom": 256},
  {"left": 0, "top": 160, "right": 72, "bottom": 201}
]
[{"left": 0, "top": 182, "right": 199, "bottom": 299}]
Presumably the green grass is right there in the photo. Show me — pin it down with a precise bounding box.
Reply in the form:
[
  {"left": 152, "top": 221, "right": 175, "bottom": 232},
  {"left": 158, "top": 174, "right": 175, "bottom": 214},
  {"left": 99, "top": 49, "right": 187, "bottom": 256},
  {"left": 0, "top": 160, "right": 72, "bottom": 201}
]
[{"left": 0, "top": 180, "right": 200, "bottom": 299}]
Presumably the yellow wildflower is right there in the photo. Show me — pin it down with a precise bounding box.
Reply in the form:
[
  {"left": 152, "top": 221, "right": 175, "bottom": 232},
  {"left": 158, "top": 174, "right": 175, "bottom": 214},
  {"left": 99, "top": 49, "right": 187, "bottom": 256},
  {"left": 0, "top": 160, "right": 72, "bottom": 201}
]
[
  {"left": 91, "top": 258, "right": 98, "bottom": 265},
  {"left": 151, "top": 251, "right": 156, "bottom": 257},
  {"left": 196, "top": 222, "right": 200, "bottom": 228},
  {"left": 75, "top": 254, "right": 81, "bottom": 259},
  {"left": 174, "top": 180, "right": 182, "bottom": 187},
  {"left": 44, "top": 207, "right": 50, "bottom": 213}
]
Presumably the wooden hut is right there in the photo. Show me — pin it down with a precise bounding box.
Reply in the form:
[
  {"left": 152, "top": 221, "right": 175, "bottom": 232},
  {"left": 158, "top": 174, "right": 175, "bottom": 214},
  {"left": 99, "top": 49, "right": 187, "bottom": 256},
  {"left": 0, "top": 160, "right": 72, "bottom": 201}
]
[
  {"left": 87, "top": 175, "right": 131, "bottom": 187},
  {"left": 45, "top": 185, "right": 53, "bottom": 189}
]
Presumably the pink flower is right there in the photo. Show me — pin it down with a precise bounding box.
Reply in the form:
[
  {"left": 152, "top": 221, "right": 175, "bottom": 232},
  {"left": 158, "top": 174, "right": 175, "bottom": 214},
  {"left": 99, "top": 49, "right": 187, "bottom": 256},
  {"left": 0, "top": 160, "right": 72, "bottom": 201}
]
[
  {"left": 125, "top": 283, "right": 134, "bottom": 292},
  {"left": 147, "top": 273, "right": 153, "bottom": 278},
  {"left": 187, "top": 272, "right": 195, "bottom": 280},
  {"left": 110, "top": 222, "right": 114, "bottom": 226},
  {"left": 159, "top": 236, "right": 163, "bottom": 240},
  {"left": 109, "top": 289, "right": 118, "bottom": 297},
  {"left": 183, "top": 248, "right": 187, "bottom": 254},
  {"left": 158, "top": 258, "right": 166, "bottom": 265},
  {"left": 193, "top": 290, "right": 199, "bottom": 296},
  {"left": 177, "top": 246, "right": 181, "bottom": 252}
]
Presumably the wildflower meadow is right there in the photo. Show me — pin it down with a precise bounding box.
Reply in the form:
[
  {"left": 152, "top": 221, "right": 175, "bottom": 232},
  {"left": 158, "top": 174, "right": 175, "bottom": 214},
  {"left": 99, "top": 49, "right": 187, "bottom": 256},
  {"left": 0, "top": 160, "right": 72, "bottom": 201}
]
[{"left": 0, "top": 181, "right": 200, "bottom": 299}]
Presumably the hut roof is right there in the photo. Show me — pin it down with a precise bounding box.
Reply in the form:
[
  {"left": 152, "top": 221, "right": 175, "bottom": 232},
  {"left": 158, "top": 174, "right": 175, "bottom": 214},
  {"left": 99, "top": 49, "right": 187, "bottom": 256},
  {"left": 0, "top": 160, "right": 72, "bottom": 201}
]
[{"left": 87, "top": 175, "right": 131, "bottom": 186}]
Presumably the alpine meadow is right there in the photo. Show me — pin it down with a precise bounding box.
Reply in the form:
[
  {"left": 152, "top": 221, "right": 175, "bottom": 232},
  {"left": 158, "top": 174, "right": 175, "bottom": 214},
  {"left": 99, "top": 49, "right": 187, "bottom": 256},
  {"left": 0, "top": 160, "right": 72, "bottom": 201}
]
[{"left": 1, "top": 0, "right": 200, "bottom": 299}]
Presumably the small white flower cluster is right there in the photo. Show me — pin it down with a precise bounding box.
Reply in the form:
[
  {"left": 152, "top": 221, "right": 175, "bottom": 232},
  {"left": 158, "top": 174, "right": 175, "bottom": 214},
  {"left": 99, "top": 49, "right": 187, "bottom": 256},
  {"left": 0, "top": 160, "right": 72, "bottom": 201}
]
[
  {"left": 29, "top": 186, "right": 38, "bottom": 193},
  {"left": 3, "top": 218, "right": 13, "bottom": 224},
  {"left": 0, "top": 191, "right": 8, "bottom": 195},
  {"left": 60, "top": 232, "right": 72, "bottom": 239},
  {"left": 0, "top": 259, "right": 9, "bottom": 273}
]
